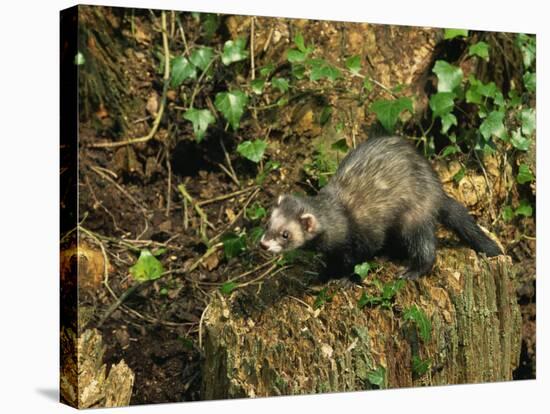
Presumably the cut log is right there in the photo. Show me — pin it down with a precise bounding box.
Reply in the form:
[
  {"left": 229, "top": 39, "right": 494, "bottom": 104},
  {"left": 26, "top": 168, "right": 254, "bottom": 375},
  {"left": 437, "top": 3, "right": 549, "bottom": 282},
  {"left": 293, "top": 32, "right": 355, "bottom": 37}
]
[
  {"left": 201, "top": 248, "right": 521, "bottom": 399},
  {"left": 60, "top": 328, "right": 135, "bottom": 408}
]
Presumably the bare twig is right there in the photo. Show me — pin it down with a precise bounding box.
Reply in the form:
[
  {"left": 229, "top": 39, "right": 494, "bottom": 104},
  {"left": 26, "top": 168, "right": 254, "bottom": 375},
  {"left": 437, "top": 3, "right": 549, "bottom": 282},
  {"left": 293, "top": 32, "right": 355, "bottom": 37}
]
[
  {"left": 210, "top": 187, "right": 261, "bottom": 243},
  {"left": 198, "top": 303, "right": 210, "bottom": 350},
  {"left": 176, "top": 14, "right": 190, "bottom": 57},
  {"left": 237, "top": 264, "right": 288, "bottom": 288},
  {"left": 189, "top": 56, "right": 217, "bottom": 109},
  {"left": 165, "top": 147, "right": 172, "bottom": 216},
  {"left": 177, "top": 183, "right": 215, "bottom": 231},
  {"left": 89, "top": 11, "right": 171, "bottom": 149},
  {"left": 216, "top": 162, "right": 241, "bottom": 187},
  {"left": 197, "top": 186, "right": 258, "bottom": 207},
  {"left": 188, "top": 242, "right": 224, "bottom": 273},
  {"left": 226, "top": 256, "right": 280, "bottom": 283},
  {"left": 219, "top": 138, "right": 241, "bottom": 187},
  {"left": 90, "top": 166, "right": 149, "bottom": 215}
]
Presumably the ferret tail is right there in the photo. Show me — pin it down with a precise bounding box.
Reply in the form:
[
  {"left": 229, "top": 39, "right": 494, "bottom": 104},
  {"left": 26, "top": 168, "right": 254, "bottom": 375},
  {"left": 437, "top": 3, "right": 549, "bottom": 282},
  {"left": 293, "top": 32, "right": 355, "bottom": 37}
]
[{"left": 438, "top": 194, "right": 502, "bottom": 257}]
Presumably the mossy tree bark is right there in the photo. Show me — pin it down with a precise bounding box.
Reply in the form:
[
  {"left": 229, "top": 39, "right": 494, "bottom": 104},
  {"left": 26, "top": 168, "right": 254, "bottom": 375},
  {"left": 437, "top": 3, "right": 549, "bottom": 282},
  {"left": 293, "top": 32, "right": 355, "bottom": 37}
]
[{"left": 201, "top": 248, "right": 521, "bottom": 399}]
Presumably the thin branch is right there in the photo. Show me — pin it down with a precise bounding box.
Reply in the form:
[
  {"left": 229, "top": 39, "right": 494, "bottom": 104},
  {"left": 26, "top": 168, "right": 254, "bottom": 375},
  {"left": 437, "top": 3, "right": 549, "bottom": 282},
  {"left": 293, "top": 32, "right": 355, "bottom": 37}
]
[{"left": 177, "top": 183, "right": 215, "bottom": 231}]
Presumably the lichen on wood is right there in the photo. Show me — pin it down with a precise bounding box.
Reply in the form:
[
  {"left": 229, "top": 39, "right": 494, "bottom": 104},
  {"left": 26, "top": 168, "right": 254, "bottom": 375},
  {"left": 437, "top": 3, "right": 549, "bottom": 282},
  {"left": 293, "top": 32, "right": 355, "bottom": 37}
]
[
  {"left": 201, "top": 248, "right": 521, "bottom": 399},
  {"left": 60, "top": 328, "right": 135, "bottom": 408}
]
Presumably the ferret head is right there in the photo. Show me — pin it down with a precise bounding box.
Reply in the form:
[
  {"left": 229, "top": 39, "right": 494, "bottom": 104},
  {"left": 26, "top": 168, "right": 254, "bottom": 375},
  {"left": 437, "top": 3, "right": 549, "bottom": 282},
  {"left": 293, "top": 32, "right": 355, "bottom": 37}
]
[{"left": 260, "top": 194, "right": 320, "bottom": 253}]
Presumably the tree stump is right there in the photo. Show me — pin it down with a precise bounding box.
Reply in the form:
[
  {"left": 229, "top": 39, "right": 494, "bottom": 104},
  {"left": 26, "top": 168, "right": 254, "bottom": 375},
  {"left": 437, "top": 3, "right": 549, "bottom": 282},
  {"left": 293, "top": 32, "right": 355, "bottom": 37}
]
[
  {"left": 60, "top": 328, "right": 135, "bottom": 408},
  {"left": 201, "top": 248, "right": 521, "bottom": 399}
]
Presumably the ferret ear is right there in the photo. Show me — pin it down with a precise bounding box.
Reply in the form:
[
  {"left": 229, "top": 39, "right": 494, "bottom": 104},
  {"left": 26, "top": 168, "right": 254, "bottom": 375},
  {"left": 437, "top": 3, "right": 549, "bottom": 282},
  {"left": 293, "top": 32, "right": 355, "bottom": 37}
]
[
  {"left": 300, "top": 213, "right": 318, "bottom": 234},
  {"left": 277, "top": 195, "right": 285, "bottom": 205}
]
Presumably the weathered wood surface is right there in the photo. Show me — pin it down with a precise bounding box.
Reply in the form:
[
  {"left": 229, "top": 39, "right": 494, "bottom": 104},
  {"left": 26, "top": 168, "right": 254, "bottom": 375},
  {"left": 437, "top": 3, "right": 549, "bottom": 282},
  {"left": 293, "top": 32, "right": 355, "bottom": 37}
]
[
  {"left": 201, "top": 248, "right": 521, "bottom": 399},
  {"left": 60, "top": 328, "right": 135, "bottom": 408}
]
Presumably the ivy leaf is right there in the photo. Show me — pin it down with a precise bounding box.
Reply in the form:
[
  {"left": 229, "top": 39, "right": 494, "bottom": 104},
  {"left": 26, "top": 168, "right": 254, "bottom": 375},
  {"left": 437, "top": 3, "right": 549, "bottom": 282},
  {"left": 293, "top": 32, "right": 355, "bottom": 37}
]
[
  {"left": 189, "top": 47, "right": 214, "bottom": 71},
  {"left": 441, "top": 112, "right": 458, "bottom": 134},
  {"left": 441, "top": 145, "right": 459, "bottom": 158},
  {"left": 345, "top": 55, "right": 362, "bottom": 75},
  {"left": 183, "top": 108, "right": 215, "bottom": 142},
  {"left": 222, "top": 38, "right": 249, "bottom": 65},
  {"left": 271, "top": 77, "right": 289, "bottom": 93},
  {"left": 429, "top": 92, "right": 456, "bottom": 118},
  {"left": 510, "top": 129, "right": 531, "bottom": 151},
  {"left": 250, "top": 79, "right": 265, "bottom": 95},
  {"left": 468, "top": 41, "right": 490, "bottom": 61},
  {"left": 219, "top": 281, "right": 237, "bottom": 295},
  {"left": 237, "top": 139, "right": 268, "bottom": 163},
  {"left": 309, "top": 59, "right": 341, "bottom": 82},
  {"left": 517, "top": 164, "right": 534, "bottom": 185},
  {"left": 480, "top": 111, "right": 506, "bottom": 140},
  {"left": 354, "top": 262, "right": 372, "bottom": 279},
  {"left": 221, "top": 233, "right": 247, "bottom": 260},
  {"left": 403, "top": 305, "right": 431, "bottom": 342},
  {"left": 466, "top": 77, "right": 497, "bottom": 104},
  {"left": 287, "top": 49, "right": 307, "bottom": 63},
  {"left": 515, "top": 200, "right": 533, "bottom": 217},
  {"left": 502, "top": 205, "right": 515, "bottom": 222},
  {"left": 367, "top": 366, "right": 386, "bottom": 388},
  {"left": 523, "top": 72, "right": 536, "bottom": 93},
  {"left": 433, "top": 60, "right": 463, "bottom": 93},
  {"left": 259, "top": 63, "right": 275, "bottom": 78},
  {"left": 516, "top": 34, "right": 536, "bottom": 69},
  {"left": 331, "top": 138, "right": 349, "bottom": 153},
  {"left": 453, "top": 167, "right": 465, "bottom": 183},
  {"left": 214, "top": 90, "right": 249, "bottom": 130},
  {"left": 129, "top": 249, "right": 165, "bottom": 283},
  {"left": 444, "top": 29, "right": 468, "bottom": 39},
  {"left": 294, "top": 33, "right": 307, "bottom": 52},
  {"left": 412, "top": 356, "right": 431, "bottom": 377},
  {"left": 291, "top": 64, "right": 306, "bottom": 79},
  {"left": 201, "top": 13, "right": 220, "bottom": 39},
  {"left": 370, "top": 97, "right": 414, "bottom": 132},
  {"left": 171, "top": 56, "right": 196, "bottom": 87},
  {"left": 246, "top": 202, "right": 267, "bottom": 221},
  {"left": 520, "top": 108, "right": 536, "bottom": 136}
]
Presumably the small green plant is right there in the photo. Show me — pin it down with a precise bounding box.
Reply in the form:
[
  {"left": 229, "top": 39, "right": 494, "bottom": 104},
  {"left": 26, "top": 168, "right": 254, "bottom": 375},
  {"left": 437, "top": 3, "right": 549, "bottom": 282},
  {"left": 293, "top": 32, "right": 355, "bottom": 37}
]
[
  {"left": 246, "top": 202, "right": 267, "bottom": 221},
  {"left": 129, "top": 249, "right": 165, "bottom": 282},
  {"left": 412, "top": 355, "right": 431, "bottom": 378},
  {"left": 221, "top": 232, "right": 248, "bottom": 260},
  {"left": 303, "top": 145, "right": 338, "bottom": 188},
  {"left": 366, "top": 366, "right": 386, "bottom": 388},
  {"left": 214, "top": 90, "right": 249, "bottom": 130},
  {"left": 256, "top": 160, "right": 280, "bottom": 185},
  {"left": 402, "top": 305, "right": 431, "bottom": 343},
  {"left": 502, "top": 199, "right": 533, "bottom": 222},
  {"left": 369, "top": 97, "right": 414, "bottom": 133},
  {"left": 219, "top": 281, "right": 237, "bottom": 295},
  {"left": 313, "top": 287, "right": 334, "bottom": 309},
  {"left": 183, "top": 108, "right": 215, "bottom": 142},
  {"left": 358, "top": 278, "right": 405, "bottom": 310},
  {"left": 237, "top": 139, "right": 268, "bottom": 163},
  {"left": 354, "top": 261, "right": 374, "bottom": 280}
]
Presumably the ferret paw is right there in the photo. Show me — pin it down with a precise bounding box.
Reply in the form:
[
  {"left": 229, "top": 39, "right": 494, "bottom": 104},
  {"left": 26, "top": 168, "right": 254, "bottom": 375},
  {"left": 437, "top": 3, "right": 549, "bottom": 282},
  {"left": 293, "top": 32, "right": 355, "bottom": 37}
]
[
  {"left": 330, "top": 275, "right": 363, "bottom": 289},
  {"left": 398, "top": 270, "right": 422, "bottom": 280}
]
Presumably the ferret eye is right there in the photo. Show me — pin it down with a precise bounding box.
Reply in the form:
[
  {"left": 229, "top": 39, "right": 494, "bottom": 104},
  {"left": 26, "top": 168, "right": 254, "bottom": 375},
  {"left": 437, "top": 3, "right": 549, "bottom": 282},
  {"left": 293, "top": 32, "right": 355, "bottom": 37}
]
[{"left": 281, "top": 230, "right": 289, "bottom": 239}]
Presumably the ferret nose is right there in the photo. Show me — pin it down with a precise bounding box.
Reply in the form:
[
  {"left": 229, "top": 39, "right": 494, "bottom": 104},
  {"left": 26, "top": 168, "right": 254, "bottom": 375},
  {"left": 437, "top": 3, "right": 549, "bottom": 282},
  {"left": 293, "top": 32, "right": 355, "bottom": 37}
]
[{"left": 260, "top": 239, "right": 269, "bottom": 250}]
